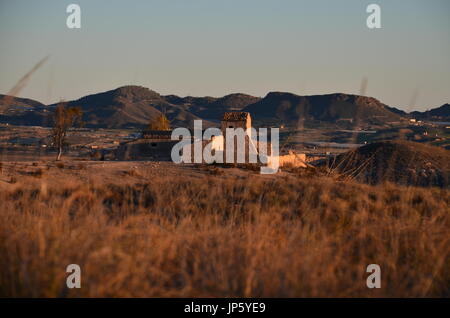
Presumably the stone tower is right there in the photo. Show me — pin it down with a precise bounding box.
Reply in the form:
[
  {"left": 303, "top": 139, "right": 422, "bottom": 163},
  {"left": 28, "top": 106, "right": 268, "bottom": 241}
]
[
  {"left": 221, "top": 112, "right": 252, "bottom": 163},
  {"left": 221, "top": 112, "right": 251, "bottom": 136}
]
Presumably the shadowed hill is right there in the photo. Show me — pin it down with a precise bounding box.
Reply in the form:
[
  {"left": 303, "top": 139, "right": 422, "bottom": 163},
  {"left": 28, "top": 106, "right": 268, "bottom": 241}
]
[
  {"left": 411, "top": 104, "right": 450, "bottom": 121},
  {"left": 0, "top": 94, "right": 49, "bottom": 126},
  {"left": 59, "top": 86, "right": 165, "bottom": 128},
  {"left": 327, "top": 140, "right": 450, "bottom": 188},
  {"left": 53, "top": 86, "right": 212, "bottom": 129},
  {"left": 0, "top": 94, "right": 46, "bottom": 110},
  {"left": 164, "top": 93, "right": 260, "bottom": 121},
  {"left": 3, "top": 87, "right": 448, "bottom": 129},
  {"left": 383, "top": 104, "right": 407, "bottom": 116},
  {"left": 243, "top": 92, "right": 403, "bottom": 126}
]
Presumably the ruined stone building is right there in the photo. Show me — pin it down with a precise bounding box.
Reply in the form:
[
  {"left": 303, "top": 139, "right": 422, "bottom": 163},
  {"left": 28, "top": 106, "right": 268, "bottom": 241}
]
[
  {"left": 116, "top": 130, "right": 177, "bottom": 161},
  {"left": 221, "top": 112, "right": 252, "bottom": 133},
  {"left": 219, "top": 112, "right": 306, "bottom": 168},
  {"left": 218, "top": 111, "right": 274, "bottom": 164},
  {"left": 115, "top": 111, "right": 306, "bottom": 168}
]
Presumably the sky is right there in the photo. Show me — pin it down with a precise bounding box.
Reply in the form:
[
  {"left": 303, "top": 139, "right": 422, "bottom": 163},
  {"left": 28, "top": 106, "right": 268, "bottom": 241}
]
[{"left": 0, "top": 0, "right": 449, "bottom": 111}]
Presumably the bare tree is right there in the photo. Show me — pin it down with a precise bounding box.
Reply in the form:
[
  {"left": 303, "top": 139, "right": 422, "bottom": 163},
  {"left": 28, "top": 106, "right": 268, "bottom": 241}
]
[{"left": 51, "top": 103, "right": 82, "bottom": 161}]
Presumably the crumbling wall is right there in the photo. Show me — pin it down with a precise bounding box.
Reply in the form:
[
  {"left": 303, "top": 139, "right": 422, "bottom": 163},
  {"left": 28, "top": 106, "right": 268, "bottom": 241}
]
[
  {"left": 116, "top": 139, "right": 178, "bottom": 161},
  {"left": 277, "top": 152, "right": 307, "bottom": 168}
]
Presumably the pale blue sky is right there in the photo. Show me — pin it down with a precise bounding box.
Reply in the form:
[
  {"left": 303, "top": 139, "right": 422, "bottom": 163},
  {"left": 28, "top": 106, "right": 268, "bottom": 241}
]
[{"left": 0, "top": 0, "right": 449, "bottom": 111}]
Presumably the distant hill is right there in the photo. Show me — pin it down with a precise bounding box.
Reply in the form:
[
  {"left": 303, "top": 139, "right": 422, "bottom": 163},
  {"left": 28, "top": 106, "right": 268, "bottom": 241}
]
[
  {"left": 164, "top": 93, "right": 260, "bottom": 121},
  {"left": 411, "top": 104, "right": 450, "bottom": 121},
  {"left": 46, "top": 87, "right": 259, "bottom": 128},
  {"left": 327, "top": 140, "right": 450, "bottom": 188},
  {"left": 383, "top": 105, "right": 407, "bottom": 116},
  {"left": 0, "top": 94, "right": 46, "bottom": 110},
  {"left": 50, "top": 86, "right": 216, "bottom": 129},
  {"left": 45, "top": 86, "right": 258, "bottom": 128},
  {"left": 243, "top": 92, "right": 403, "bottom": 127},
  {"left": 0, "top": 94, "right": 50, "bottom": 126},
  {"left": 58, "top": 86, "right": 166, "bottom": 128},
  {"left": 2, "top": 86, "right": 447, "bottom": 129}
]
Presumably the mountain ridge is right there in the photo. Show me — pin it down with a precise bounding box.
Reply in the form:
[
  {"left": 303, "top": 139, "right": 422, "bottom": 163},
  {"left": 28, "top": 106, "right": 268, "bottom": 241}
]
[
  {"left": 411, "top": 103, "right": 450, "bottom": 121},
  {"left": 243, "top": 91, "right": 403, "bottom": 127},
  {"left": 0, "top": 86, "right": 448, "bottom": 128}
]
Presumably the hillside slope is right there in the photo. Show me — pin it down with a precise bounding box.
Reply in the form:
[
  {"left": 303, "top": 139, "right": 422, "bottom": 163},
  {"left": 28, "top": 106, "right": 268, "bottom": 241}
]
[
  {"left": 0, "top": 94, "right": 49, "bottom": 126},
  {"left": 411, "top": 104, "right": 450, "bottom": 121},
  {"left": 55, "top": 86, "right": 215, "bottom": 129},
  {"left": 6, "top": 87, "right": 446, "bottom": 129},
  {"left": 164, "top": 93, "right": 260, "bottom": 121},
  {"left": 243, "top": 92, "right": 402, "bottom": 126},
  {"left": 327, "top": 140, "right": 450, "bottom": 188}
]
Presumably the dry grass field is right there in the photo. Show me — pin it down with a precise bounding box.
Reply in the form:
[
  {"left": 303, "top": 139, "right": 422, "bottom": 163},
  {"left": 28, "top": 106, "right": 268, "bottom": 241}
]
[{"left": 0, "top": 160, "right": 449, "bottom": 297}]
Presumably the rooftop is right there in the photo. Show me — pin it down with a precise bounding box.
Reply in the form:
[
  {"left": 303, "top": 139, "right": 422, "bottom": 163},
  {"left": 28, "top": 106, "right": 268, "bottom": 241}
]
[
  {"left": 222, "top": 112, "right": 250, "bottom": 121},
  {"left": 142, "top": 130, "right": 172, "bottom": 139}
]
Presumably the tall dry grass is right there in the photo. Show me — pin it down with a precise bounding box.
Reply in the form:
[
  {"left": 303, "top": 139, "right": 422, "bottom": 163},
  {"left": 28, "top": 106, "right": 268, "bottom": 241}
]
[{"left": 0, "top": 173, "right": 449, "bottom": 297}]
